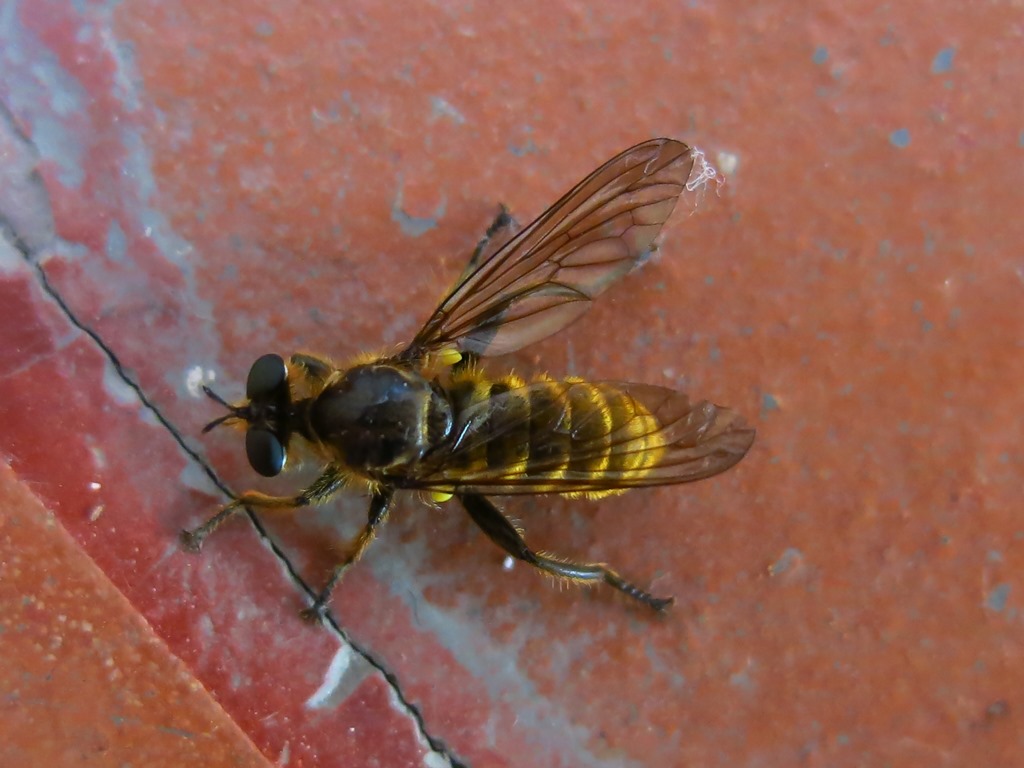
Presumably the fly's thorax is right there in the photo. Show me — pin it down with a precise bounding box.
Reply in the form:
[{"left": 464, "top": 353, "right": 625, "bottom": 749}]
[{"left": 309, "top": 363, "right": 452, "bottom": 471}]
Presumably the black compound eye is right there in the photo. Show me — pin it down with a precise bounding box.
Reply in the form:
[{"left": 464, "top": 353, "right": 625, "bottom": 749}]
[
  {"left": 246, "top": 354, "right": 287, "bottom": 400},
  {"left": 245, "top": 428, "right": 286, "bottom": 477}
]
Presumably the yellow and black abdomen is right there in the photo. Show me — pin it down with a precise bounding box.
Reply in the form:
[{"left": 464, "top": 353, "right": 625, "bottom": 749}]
[{"left": 441, "top": 371, "right": 667, "bottom": 497}]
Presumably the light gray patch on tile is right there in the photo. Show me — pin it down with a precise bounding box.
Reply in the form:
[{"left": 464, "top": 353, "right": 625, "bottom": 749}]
[
  {"left": 931, "top": 47, "right": 955, "bottom": 74},
  {"left": 391, "top": 178, "right": 446, "bottom": 237},
  {"left": 987, "top": 583, "right": 1010, "bottom": 613},
  {"left": 305, "top": 642, "right": 375, "bottom": 710},
  {"left": 429, "top": 96, "right": 465, "bottom": 125},
  {"left": 106, "top": 219, "right": 128, "bottom": 264}
]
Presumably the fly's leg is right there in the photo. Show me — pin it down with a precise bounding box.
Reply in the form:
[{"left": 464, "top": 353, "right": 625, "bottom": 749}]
[
  {"left": 442, "top": 207, "right": 522, "bottom": 370},
  {"left": 459, "top": 205, "right": 521, "bottom": 279},
  {"left": 397, "top": 207, "right": 523, "bottom": 368},
  {"left": 300, "top": 489, "right": 395, "bottom": 623},
  {"left": 180, "top": 464, "right": 346, "bottom": 552},
  {"left": 460, "top": 494, "right": 673, "bottom": 611}
]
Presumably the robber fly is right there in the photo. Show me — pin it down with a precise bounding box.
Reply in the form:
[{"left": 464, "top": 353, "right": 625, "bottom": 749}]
[{"left": 182, "top": 138, "right": 755, "bottom": 620}]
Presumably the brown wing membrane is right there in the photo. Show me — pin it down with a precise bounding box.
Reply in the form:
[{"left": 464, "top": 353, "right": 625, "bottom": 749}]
[
  {"left": 401, "top": 381, "right": 754, "bottom": 495},
  {"left": 401, "top": 139, "right": 715, "bottom": 360}
]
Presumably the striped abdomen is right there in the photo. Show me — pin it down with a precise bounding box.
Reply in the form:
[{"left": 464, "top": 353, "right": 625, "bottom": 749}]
[{"left": 443, "top": 372, "right": 667, "bottom": 497}]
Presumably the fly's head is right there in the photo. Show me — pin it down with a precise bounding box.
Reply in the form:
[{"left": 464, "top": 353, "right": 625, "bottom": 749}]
[{"left": 203, "top": 353, "right": 293, "bottom": 478}]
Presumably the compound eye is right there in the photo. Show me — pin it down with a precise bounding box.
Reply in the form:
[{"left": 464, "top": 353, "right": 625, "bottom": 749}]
[
  {"left": 245, "top": 428, "right": 286, "bottom": 477},
  {"left": 246, "top": 354, "right": 287, "bottom": 400}
]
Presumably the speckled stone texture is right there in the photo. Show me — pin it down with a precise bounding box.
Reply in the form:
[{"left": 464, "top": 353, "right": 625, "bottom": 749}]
[{"left": 0, "top": 2, "right": 1021, "bottom": 766}]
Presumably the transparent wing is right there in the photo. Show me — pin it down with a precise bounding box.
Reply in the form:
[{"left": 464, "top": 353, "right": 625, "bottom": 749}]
[
  {"left": 401, "top": 139, "right": 716, "bottom": 360},
  {"left": 401, "top": 380, "right": 754, "bottom": 495}
]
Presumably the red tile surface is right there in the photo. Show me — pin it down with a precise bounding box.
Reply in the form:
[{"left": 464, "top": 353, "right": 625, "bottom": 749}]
[
  {"left": 0, "top": 462, "right": 269, "bottom": 768},
  {"left": 1, "top": 1, "right": 1021, "bottom": 767}
]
